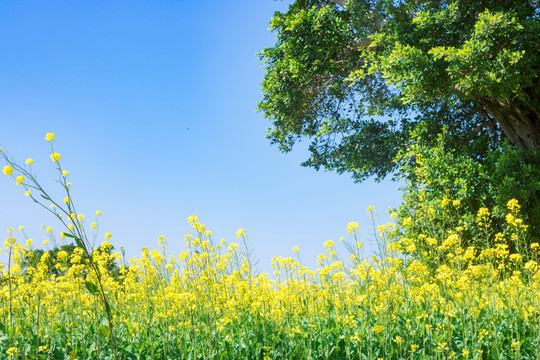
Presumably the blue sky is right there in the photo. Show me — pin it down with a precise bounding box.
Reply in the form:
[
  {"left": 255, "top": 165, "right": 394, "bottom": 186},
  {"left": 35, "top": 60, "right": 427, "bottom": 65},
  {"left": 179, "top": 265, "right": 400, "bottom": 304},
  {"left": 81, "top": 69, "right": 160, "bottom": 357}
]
[{"left": 0, "top": 1, "right": 403, "bottom": 272}]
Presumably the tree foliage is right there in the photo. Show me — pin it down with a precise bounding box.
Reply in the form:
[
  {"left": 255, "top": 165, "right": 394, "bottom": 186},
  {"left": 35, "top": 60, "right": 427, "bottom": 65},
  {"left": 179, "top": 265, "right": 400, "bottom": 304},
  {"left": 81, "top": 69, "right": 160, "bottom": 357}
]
[
  {"left": 394, "top": 130, "right": 540, "bottom": 258},
  {"left": 258, "top": 0, "right": 539, "bottom": 182}
]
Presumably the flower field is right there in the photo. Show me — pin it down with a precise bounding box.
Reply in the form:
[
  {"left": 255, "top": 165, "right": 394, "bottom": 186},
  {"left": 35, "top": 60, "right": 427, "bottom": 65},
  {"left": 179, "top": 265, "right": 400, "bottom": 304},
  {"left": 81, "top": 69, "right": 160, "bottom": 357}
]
[{"left": 0, "top": 135, "right": 539, "bottom": 359}]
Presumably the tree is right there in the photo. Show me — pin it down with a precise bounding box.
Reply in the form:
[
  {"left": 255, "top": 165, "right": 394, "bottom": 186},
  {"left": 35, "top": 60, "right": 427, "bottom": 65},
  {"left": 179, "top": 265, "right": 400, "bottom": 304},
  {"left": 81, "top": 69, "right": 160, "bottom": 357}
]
[{"left": 258, "top": 0, "right": 539, "bottom": 182}]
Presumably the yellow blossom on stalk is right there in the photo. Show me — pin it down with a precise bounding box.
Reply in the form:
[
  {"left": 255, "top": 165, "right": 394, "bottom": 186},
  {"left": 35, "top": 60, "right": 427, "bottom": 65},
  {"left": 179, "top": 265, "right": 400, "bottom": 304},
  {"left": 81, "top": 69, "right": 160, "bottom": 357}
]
[
  {"left": 18, "top": 226, "right": 24, "bottom": 232},
  {"left": 347, "top": 222, "right": 359, "bottom": 234},
  {"left": 507, "top": 199, "right": 520, "bottom": 211},
  {"left": 90, "top": 222, "right": 97, "bottom": 228},
  {"left": 77, "top": 214, "right": 84, "bottom": 221},
  {"left": 50, "top": 152, "right": 61, "bottom": 162},
  {"left": 60, "top": 232, "right": 66, "bottom": 239},
  {"left": 25, "top": 190, "right": 31, "bottom": 196},
  {"left": 64, "top": 197, "right": 70, "bottom": 203},
  {"left": 6, "top": 347, "right": 18, "bottom": 356},
  {"left": 45, "top": 226, "right": 53, "bottom": 234},
  {"left": 25, "top": 158, "right": 34, "bottom": 165},
  {"left": 477, "top": 207, "right": 490, "bottom": 218},
  {"left": 15, "top": 175, "right": 25, "bottom": 185},
  {"left": 2, "top": 165, "right": 13, "bottom": 175},
  {"left": 68, "top": 224, "right": 74, "bottom": 230},
  {"left": 236, "top": 229, "right": 245, "bottom": 239},
  {"left": 373, "top": 324, "right": 384, "bottom": 334},
  {"left": 43, "top": 239, "right": 48, "bottom": 246},
  {"left": 45, "top": 133, "right": 55, "bottom": 141},
  {"left": 62, "top": 170, "right": 69, "bottom": 176},
  {"left": 506, "top": 213, "right": 517, "bottom": 226},
  {"left": 105, "top": 232, "right": 112, "bottom": 239},
  {"left": 292, "top": 246, "right": 299, "bottom": 253},
  {"left": 96, "top": 210, "right": 102, "bottom": 216},
  {"left": 390, "top": 211, "right": 398, "bottom": 219},
  {"left": 26, "top": 239, "right": 32, "bottom": 247},
  {"left": 509, "top": 253, "right": 523, "bottom": 263}
]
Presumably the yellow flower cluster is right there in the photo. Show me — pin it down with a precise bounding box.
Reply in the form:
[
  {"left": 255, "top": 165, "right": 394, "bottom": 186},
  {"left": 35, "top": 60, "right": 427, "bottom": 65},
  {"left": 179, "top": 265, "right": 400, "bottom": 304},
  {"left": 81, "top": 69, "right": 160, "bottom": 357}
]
[{"left": 0, "top": 217, "right": 537, "bottom": 358}]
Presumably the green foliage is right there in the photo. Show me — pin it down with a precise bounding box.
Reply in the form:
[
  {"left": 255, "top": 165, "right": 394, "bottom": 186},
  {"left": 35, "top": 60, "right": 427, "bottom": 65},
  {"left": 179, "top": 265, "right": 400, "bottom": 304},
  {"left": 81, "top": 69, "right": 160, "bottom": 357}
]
[
  {"left": 259, "top": 0, "right": 539, "bottom": 181},
  {"left": 394, "top": 129, "right": 540, "bottom": 265}
]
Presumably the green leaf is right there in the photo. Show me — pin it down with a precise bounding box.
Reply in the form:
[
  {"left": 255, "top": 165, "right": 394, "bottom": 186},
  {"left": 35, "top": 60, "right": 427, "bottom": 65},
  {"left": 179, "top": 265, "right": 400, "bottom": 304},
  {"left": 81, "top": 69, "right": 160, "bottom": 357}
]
[
  {"left": 98, "top": 324, "right": 110, "bottom": 338},
  {"left": 62, "top": 232, "right": 77, "bottom": 239},
  {"left": 63, "top": 232, "right": 85, "bottom": 249},
  {"left": 85, "top": 281, "right": 99, "bottom": 296},
  {"left": 40, "top": 194, "right": 50, "bottom": 201}
]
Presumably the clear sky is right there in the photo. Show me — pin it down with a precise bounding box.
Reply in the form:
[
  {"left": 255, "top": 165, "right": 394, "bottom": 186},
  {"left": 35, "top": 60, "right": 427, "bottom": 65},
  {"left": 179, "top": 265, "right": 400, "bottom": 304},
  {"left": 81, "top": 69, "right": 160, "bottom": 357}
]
[{"left": 0, "top": 0, "right": 403, "bottom": 273}]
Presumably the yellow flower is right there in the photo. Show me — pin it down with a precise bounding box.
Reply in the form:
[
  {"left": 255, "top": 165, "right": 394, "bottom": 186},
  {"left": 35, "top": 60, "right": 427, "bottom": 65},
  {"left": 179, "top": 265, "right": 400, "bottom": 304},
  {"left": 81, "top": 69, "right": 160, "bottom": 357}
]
[
  {"left": 347, "top": 222, "right": 359, "bottom": 234},
  {"left": 236, "top": 229, "right": 245, "bottom": 239},
  {"left": 292, "top": 246, "right": 299, "bottom": 253},
  {"left": 2, "top": 165, "right": 13, "bottom": 175},
  {"left": 77, "top": 214, "right": 84, "bottom": 221},
  {"left": 62, "top": 170, "right": 69, "bottom": 176},
  {"left": 45, "top": 133, "right": 55, "bottom": 141},
  {"left": 96, "top": 210, "right": 102, "bottom": 216},
  {"left": 25, "top": 158, "right": 34, "bottom": 165},
  {"left": 25, "top": 190, "right": 31, "bottom": 196},
  {"left": 15, "top": 175, "right": 24, "bottom": 185},
  {"left": 6, "top": 347, "right": 18, "bottom": 356},
  {"left": 50, "top": 152, "right": 61, "bottom": 162},
  {"left": 105, "top": 232, "right": 112, "bottom": 239},
  {"left": 43, "top": 240, "right": 49, "bottom": 246},
  {"left": 60, "top": 232, "right": 66, "bottom": 239},
  {"left": 507, "top": 199, "right": 520, "bottom": 211},
  {"left": 64, "top": 197, "right": 70, "bottom": 203},
  {"left": 373, "top": 324, "right": 384, "bottom": 334}
]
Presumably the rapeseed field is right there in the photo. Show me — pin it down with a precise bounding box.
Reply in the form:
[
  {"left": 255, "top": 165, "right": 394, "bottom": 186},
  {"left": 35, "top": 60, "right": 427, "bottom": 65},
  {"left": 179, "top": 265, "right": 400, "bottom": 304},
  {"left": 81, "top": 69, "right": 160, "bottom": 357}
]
[{"left": 0, "top": 134, "right": 538, "bottom": 359}]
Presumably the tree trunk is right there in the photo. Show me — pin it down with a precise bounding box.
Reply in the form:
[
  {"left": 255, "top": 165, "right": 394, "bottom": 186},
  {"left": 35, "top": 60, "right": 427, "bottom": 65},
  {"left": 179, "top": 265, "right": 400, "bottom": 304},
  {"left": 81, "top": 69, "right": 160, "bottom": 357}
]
[{"left": 482, "top": 97, "right": 540, "bottom": 151}]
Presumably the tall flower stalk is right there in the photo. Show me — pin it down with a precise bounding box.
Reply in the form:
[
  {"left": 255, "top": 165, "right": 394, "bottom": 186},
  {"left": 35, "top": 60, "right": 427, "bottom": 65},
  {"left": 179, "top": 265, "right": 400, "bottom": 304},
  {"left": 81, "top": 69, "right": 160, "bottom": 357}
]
[{"left": 1, "top": 133, "right": 118, "bottom": 360}]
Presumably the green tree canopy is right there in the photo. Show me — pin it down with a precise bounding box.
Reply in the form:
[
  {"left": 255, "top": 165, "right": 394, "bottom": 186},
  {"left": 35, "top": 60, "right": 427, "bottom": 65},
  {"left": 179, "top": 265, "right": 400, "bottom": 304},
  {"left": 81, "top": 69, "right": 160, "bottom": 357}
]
[{"left": 258, "top": 0, "right": 539, "bottom": 182}]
